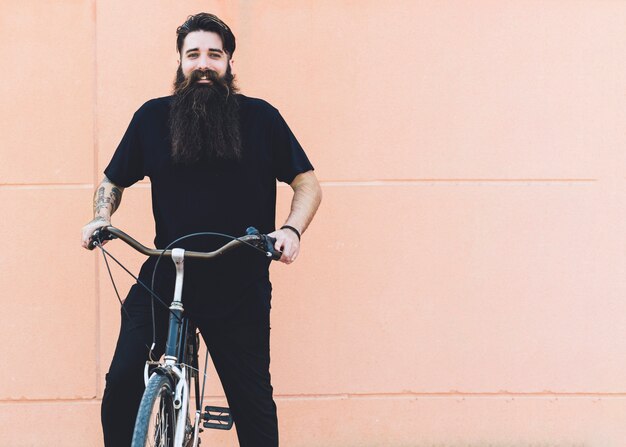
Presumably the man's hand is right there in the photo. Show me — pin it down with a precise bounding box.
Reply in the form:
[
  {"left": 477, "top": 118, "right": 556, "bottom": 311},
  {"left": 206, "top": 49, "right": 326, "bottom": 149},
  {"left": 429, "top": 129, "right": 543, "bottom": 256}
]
[
  {"left": 81, "top": 217, "right": 110, "bottom": 249},
  {"left": 268, "top": 228, "right": 300, "bottom": 264}
]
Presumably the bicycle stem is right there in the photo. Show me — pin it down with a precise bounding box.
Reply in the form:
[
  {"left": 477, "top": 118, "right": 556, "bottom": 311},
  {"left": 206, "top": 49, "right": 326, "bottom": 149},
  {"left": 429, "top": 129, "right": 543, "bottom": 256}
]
[{"left": 165, "top": 248, "right": 186, "bottom": 365}]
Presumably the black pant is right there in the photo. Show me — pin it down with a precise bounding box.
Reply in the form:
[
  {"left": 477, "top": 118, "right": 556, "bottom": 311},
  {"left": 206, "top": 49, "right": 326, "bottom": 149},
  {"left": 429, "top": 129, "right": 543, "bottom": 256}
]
[{"left": 101, "top": 284, "right": 278, "bottom": 446}]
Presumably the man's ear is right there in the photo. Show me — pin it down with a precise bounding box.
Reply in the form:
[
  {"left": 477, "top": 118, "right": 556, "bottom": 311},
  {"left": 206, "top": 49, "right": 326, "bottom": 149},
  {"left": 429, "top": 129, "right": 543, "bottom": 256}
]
[{"left": 229, "top": 58, "right": 235, "bottom": 71}]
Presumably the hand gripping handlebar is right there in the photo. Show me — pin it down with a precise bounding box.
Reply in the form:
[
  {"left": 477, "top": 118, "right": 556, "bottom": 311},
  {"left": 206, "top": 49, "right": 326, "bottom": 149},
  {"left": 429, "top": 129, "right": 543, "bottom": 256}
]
[{"left": 88, "top": 226, "right": 283, "bottom": 261}]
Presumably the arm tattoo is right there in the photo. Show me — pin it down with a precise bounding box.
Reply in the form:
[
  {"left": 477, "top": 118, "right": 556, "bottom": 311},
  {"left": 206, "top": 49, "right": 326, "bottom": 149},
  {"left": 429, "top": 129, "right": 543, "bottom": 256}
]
[
  {"left": 110, "top": 186, "right": 122, "bottom": 213},
  {"left": 94, "top": 186, "right": 105, "bottom": 213},
  {"left": 93, "top": 180, "right": 124, "bottom": 216}
]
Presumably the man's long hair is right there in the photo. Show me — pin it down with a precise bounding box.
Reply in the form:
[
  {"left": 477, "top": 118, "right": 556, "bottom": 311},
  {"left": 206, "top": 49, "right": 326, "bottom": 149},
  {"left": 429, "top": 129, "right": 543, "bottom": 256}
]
[{"left": 169, "top": 66, "right": 242, "bottom": 164}]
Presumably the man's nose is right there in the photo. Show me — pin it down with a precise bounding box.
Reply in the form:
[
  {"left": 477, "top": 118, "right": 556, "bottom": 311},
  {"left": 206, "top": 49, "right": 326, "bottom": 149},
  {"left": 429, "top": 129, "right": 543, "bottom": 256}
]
[{"left": 196, "top": 56, "right": 210, "bottom": 69}]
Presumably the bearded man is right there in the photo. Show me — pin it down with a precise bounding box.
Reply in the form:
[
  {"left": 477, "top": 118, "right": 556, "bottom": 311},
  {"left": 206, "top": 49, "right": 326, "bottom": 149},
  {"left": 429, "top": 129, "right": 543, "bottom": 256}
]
[{"left": 80, "top": 13, "right": 321, "bottom": 447}]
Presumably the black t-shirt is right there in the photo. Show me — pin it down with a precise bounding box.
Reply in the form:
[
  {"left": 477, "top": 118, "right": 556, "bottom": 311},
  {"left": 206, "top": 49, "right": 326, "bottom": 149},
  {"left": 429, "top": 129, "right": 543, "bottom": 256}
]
[{"left": 104, "top": 94, "right": 313, "bottom": 318}]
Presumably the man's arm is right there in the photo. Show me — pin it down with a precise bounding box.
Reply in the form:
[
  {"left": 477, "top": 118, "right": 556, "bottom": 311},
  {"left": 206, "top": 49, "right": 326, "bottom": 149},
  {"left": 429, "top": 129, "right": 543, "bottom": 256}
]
[
  {"left": 81, "top": 176, "right": 125, "bottom": 249},
  {"left": 269, "top": 170, "right": 322, "bottom": 264}
]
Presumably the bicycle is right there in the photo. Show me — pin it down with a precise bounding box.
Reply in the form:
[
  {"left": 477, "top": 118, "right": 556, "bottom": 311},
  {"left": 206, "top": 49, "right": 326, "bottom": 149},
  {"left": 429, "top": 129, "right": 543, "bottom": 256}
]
[{"left": 89, "top": 226, "right": 281, "bottom": 447}]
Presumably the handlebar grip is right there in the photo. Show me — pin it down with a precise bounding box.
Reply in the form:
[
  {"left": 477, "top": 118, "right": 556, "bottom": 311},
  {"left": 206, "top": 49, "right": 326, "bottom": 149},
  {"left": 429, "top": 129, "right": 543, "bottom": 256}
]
[
  {"left": 247, "top": 227, "right": 282, "bottom": 260},
  {"left": 264, "top": 235, "right": 283, "bottom": 261},
  {"left": 88, "top": 227, "right": 115, "bottom": 250}
]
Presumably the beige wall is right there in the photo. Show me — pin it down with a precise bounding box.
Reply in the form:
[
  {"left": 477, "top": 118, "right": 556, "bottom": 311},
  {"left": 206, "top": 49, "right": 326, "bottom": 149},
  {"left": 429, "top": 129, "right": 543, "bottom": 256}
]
[{"left": 1, "top": 0, "right": 626, "bottom": 445}]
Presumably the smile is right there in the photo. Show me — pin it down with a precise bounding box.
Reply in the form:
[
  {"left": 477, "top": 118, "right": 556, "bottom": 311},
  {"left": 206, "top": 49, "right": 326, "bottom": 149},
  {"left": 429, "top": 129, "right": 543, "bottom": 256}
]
[{"left": 197, "top": 73, "right": 211, "bottom": 83}]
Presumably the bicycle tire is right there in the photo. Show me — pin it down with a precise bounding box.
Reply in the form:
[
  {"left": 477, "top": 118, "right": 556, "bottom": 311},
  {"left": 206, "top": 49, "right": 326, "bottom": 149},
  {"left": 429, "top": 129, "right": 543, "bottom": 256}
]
[{"left": 131, "top": 373, "right": 176, "bottom": 447}]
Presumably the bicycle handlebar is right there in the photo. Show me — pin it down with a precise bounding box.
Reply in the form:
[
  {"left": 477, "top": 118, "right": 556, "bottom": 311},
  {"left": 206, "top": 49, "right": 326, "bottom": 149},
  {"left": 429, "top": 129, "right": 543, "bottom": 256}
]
[{"left": 88, "top": 226, "right": 283, "bottom": 261}]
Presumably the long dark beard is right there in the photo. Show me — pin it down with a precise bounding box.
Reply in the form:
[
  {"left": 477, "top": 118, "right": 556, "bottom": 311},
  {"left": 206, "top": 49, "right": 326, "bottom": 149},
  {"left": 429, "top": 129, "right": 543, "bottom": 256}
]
[{"left": 169, "top": 67, "right": 242, "bottom": 164}]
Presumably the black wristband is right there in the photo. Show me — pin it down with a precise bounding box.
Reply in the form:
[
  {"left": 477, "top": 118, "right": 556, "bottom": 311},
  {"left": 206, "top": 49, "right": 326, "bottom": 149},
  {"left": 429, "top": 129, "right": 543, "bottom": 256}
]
[{"left": 280, "top": 225, "right": 301, "bottom": 241}]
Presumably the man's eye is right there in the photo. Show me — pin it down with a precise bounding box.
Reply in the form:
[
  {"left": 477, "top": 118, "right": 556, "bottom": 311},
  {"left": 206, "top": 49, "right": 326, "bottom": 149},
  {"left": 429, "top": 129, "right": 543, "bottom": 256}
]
[
  {"left": 188, "top": 54, "right": 198, "bottom": 58},
  {"left": 210, "top": 53, "right": 221, "bottom": 58}
]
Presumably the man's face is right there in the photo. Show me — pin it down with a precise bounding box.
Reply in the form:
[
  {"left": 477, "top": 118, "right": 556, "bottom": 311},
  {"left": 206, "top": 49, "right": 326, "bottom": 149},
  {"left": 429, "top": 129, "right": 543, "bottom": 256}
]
[{"left": 179, "top": 30, "right": 233, "bottom": 84}]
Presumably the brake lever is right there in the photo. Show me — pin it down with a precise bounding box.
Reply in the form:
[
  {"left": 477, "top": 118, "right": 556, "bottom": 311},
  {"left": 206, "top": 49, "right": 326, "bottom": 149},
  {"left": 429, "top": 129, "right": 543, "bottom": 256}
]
[{"left": 88, "top": 227, "right": 116, "bottom": 250}]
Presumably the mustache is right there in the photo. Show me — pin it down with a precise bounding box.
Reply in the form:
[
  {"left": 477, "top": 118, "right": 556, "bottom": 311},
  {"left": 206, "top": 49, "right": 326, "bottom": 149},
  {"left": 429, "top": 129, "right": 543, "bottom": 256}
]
[{"left": 175, "top": 69, "right": 230, "bottom": 97}]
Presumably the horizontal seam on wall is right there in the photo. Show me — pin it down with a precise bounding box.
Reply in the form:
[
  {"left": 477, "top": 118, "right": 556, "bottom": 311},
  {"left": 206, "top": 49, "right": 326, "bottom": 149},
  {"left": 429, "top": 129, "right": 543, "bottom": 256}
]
[
  {"left": 285, "top": 179, "right": 599, "bottom": 187},
  {"left": 0, "top": 179, "right": 600, "bottom": 189},
  {"left": 2, "top": 391, "right": 626, "bottom": 405},
  {"left": 0, "top": 183, "right": 95, "bottom": 190}
]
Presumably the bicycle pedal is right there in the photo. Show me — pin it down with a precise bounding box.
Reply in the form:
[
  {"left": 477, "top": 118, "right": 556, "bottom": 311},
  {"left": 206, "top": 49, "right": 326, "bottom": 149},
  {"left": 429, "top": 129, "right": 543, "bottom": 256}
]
[{"left": 202, "top": 406, "right": 233, "bottom": 430}]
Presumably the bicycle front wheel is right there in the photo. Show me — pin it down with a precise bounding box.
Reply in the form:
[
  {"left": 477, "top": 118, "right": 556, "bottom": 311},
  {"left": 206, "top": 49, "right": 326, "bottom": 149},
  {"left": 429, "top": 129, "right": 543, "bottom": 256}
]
[{"left": 131, "top": 373, "right": 176, "bottom": 447}]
